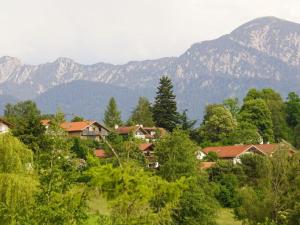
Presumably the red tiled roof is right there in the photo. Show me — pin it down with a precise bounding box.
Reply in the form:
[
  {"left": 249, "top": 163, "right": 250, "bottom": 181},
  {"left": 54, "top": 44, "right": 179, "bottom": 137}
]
[
  {"left": 202, "top": 145, "right": 252, "bottom": 158},
  {"left": 41, "top": 119, "right": 50, "bottom": 126},
  {"left": 139, "top": 143, "right": 154, "bottom": 151},
  {"left": 61, "top": 121, "right": 94, "bottom": 132},
  {"left": 254, "top": 144, "right": 278, "bottom": 155},
  {"left": 95, "top": 149, "right": 106, "bottom": 158}
]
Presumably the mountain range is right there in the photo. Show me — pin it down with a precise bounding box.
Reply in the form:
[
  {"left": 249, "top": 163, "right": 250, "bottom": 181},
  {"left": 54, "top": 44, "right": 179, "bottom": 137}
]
[{"left": 0, "top": 16, "right": 300, "bottom": 121}]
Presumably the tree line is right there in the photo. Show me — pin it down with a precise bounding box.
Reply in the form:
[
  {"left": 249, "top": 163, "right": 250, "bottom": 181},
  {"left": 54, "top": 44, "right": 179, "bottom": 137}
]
[{"left": 0, "top": 76, "right": 300, "bottom": 225}]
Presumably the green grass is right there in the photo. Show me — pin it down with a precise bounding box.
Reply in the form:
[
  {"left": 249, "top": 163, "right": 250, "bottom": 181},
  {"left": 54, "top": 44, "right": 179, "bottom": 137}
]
[
  {"left": 216, "top": 208, "right": 242, "bottom": 225},
  {"left": 87, "top": 194, "right": 110, "bottom": 225}
]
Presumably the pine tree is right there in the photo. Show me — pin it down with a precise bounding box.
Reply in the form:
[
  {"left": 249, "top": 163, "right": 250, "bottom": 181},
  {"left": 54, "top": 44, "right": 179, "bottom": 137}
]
[
  {"left": 178, "top": 109, "right": 197, "bottom": 132},
  {"left": 129, "top": 97, "right": 154, "bottom": 126},
  {"left": 104, "top": 97, "right": 122, "bottom": 128},
  {"left": 153, "top": 76, "right": 178, "bottom": 131}
]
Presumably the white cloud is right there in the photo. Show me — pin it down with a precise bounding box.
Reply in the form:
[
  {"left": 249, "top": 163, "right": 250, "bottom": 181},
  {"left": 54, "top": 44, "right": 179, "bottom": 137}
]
[{"left": 0, "top": 0, "right": 299, "bottom": 64}]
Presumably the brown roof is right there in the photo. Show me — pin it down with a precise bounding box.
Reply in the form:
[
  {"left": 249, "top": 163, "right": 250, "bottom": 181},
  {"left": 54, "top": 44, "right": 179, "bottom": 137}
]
[
  {"left": 116, "top": 126, "right": 148, "bottom": 135},
  {"left": 139, "top": 143, "right": 154, "bottom": 151},
  {"left": 41, "top": 120, "right": 109, "bottom": 132},
  {"left": 95, "top": 149, "right": 106, "bottom": 158},
  {"left": 200, "top": 162, "right": 216, "bottom": 170},
  {"left": 41, "top": 119, "right": 50, "bottom": 126},
  {"left": 254, "top": 144, "right": 279, "bottom": 155},
  {"left": 143, "top": 127, "right": 167, "bottom": 136},
  {"left": 61, "top": 121, "right": 95, "bottom": 132},
  {"left": 202, "top": 145, "right": 253, "bottom": 158},
  {"left": 0, "top": 118, "right": 13, "bottom": 127}
]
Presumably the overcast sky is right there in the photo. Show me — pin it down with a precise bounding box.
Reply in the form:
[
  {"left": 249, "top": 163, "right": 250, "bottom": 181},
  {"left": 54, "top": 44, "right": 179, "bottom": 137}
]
[{"left": 0, "top": 0, "right": 299, "bottom": 65}]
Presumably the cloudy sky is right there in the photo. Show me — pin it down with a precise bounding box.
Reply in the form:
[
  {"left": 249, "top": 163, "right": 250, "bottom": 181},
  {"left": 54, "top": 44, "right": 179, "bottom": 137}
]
[{"left": 0, "top": 0, "right": 299, "bottom": 65}]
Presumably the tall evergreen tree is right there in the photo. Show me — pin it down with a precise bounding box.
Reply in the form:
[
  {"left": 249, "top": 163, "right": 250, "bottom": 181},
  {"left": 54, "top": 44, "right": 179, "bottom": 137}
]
[
  {"left": 153, "top": 76, "right": 178, "bottom": 131},
  {"left": 129, "top": 97, "right": 154, "bottom": 126},
  {"left": 104, "top": 97, "right": 122, "bottom": 128},
  {"left": 285, "top": 92, "right": 300, "bottom": 129},
  {"left": 178, "top": 109, "right": 197, "bottom": 132}
]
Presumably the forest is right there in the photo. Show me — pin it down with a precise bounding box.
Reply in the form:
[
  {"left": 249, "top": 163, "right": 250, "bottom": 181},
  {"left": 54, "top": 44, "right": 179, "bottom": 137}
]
[{"left": 1, "top": 76, "right": 300, "bottom": 225}]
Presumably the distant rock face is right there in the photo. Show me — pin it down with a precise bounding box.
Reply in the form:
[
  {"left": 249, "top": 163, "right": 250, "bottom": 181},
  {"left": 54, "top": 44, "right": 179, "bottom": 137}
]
[{"left": 0, "top": 16, "right": 300, "bottom": 120}]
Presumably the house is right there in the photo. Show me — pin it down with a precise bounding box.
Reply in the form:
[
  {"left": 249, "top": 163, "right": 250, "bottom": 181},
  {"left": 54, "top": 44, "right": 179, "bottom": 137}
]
[
  {"left": 42, "top": 120, "right": 109, "bottom": 140},
  {"left": 199, "top": 161, "right": 216, "bottom": 170},
  {"left": 0, "top": 118, "right": 12, "bottom": 134},
  {"left": 201, "top": 144, "right": 295, "bottom": 164},
  {"left": 94, "top": 148, "right": 107, "bottom": 158},
  {"left": 143, "top": 127, "right": 167, "bottom": 140},
  {"left": 115, "top": 125, "right": 149, "bottom": 140}
]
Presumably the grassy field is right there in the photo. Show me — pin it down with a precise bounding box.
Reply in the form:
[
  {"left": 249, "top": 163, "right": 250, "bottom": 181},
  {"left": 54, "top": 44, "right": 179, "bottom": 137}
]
[
  {"left": 216, "top": 208, "right": 242, "bottom": 225},
  {"left": 87, "top": 194, "right": 110, "bottom": 225},
  {"left": 86, "top": 196, "right": 242, "bottom": 225}
]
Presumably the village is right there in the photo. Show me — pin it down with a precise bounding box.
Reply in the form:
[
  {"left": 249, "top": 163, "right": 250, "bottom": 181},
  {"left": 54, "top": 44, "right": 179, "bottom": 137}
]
[{"left": 1, "top": 117, "right": 295, "bottom": 170}]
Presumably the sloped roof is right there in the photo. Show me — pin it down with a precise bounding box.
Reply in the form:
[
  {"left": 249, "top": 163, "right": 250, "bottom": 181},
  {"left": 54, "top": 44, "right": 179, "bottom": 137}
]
[
  {"left": 116, "top": 125, "right": 148, "bottom": 135},
  {"left": 95, "top": 149, "right": 106, "bottom": 158},
  {"left": 41, "top": 119, "right": 50, "bottom": 126},
  {"left": 202, "top": 145, "right": 253, "bottom": 158},
  {"left": 143, "top": 127, "right": 167, "bottom": 136},
  {"left": 200, "top": 162, "right": 216, "bottom": 170},
  {"left": 139, "top": 143, "right": 154, "bottom": 151},
  {"left": 0, "top": 118, "right": 13, "bottom": 127},
  {"left": 41, "top": 120, "right": 109, "bottom": 132},
  {"left": 61, "top": 121, "right": 95, "bottom": 132}
]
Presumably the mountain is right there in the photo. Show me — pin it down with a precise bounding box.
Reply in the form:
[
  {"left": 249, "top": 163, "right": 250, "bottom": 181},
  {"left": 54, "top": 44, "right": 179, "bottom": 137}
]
[{"left": 0, "top": 16, "right": 300, "bottom": 121}]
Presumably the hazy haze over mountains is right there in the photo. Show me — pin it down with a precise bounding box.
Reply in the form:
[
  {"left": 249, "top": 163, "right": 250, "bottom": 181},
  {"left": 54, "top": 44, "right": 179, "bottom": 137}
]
[{"left": 1, "top": 17, "right": 300, "bottom": 121}]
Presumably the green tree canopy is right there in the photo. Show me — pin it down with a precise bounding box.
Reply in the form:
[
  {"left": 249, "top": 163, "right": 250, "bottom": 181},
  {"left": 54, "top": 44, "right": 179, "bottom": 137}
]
[
  {"left": 153, "top": 76, "right": 178, "bottom": 131},
  {"left": 223, "top": 97, "right": 240, "bottom": 118},
  {"left": 4, "top": 100, "right": 46, "bottom": 152},
  {"left": 285, "top": 92, "right": 300, "bottom": 129},
  {"left": 0, "top": 133, "right": 37, "bottom": 224},
  {"left": 155, "top": 129, "right": 198, "bottom": 181},
  {"left": 129, "top": 97, "right": 154, "bottom": 127},
  {"left": 238, "top": 99, "right": 274, "bottom": 143},
  {"left": 200, "top": 104, "right": 237, "bottom": 144},
  {"left": 104, "top": 97, "right": 122, "bottom": 128},
  {"left": 178, "top": 109, "right": 197, "bottom": 132}
]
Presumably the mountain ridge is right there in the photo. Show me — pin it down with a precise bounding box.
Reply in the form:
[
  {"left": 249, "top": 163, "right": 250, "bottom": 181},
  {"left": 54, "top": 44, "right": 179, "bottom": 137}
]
[{"left": 1, "top": 16, "right": 300, "bottom": 120}]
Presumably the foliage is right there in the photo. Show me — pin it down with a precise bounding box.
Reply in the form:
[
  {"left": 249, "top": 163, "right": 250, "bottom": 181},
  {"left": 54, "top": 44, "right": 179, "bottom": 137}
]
[
  {"left": 0, "top": 133, "right": 37, "bottom": 225},
  {"left": 155, "top": 129, "right": 198, "bottom": 181},
  {"left": 72, "top": 116, "right": 85, "bottom": 122},
  {"left": 204, "top": 151, "right": 219, "bottom": 162},
  {"left": 153, "top": 76, "right": 179, "bottom": 131},
  {"left": 199, "top": 105, "right": 237, "bottom": 144},
  {"left": 4, "top": 100, "right": 46, "bottom": 152},
  {"left": 32, "top": 112, "right": 88, "bottom": 224},
  {"left": 230, "top": 122, "right": 262, "bottom": 144},
  {"left": 238, "top": 99, "right": 274, "bottom": 143},
  {"left": 104, "top": 97, "right": 122, "bottom": 128},
  {"left": 129, "top": 97, "right": 154, "bottom": 127},
  {"left": 178, "top": 109, "right": 197, "bottom": 132},
  {"left": 223, "top": 98, "right": 240, "bottom": 118},
  {"left": 172, "top": 176, "right": 218, "bottom": 225},
  {"left": 87, "top": 162, "right": 184, "bottom": 225}
]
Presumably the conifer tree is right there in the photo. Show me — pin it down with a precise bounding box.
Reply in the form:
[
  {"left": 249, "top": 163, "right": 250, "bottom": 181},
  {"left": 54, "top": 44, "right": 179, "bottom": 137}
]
[
  {"left": 153, "top": 76, "right": 178, "bottom": 131},
  {"left": 129, "top": 97, "right": 154, "bottom": 126},
  {"left": 104, "top": 97, "right": 122, "bottom": 128}
]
